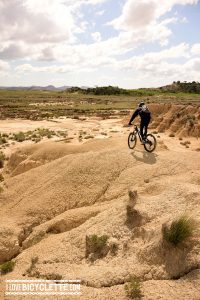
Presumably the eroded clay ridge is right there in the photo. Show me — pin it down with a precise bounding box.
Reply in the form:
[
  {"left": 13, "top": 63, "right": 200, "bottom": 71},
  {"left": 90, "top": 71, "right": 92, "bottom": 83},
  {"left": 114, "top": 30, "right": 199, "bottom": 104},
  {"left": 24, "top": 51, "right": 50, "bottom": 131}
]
[{"left": 149, "top": 103, "right": 200, "bottom": 137}]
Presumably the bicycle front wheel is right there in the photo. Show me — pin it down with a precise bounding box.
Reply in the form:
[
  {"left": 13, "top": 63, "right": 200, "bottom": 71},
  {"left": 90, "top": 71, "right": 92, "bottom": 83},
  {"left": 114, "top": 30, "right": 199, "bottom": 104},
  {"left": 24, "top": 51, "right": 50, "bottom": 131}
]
[
  {"left": 128, "top": 132, "right": 137, "bottom": 149},
  {"left": 144, "top": 134, "right": 157, "bottom": 152}
]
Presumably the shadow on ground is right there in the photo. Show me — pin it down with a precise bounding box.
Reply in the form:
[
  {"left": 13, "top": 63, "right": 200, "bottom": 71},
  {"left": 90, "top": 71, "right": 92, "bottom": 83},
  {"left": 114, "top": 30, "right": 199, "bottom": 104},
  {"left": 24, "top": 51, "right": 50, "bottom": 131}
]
[{"left": 131, "top": 150, "right": 157, "bottom": 165}]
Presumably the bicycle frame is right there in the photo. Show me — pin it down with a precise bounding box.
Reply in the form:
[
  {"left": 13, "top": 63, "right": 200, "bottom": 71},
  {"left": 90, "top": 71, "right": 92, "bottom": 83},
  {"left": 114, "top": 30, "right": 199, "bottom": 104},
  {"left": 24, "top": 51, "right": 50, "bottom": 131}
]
[{"left": 133, "top": 125, "right": 143, "bottom": 142}]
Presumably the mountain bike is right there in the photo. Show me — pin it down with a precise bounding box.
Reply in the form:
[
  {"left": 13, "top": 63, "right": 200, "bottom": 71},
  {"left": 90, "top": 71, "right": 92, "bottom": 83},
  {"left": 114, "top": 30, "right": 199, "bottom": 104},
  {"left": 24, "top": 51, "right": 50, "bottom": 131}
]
[{"left": 128, "top": 124, "right": 157, "bottom": 152}]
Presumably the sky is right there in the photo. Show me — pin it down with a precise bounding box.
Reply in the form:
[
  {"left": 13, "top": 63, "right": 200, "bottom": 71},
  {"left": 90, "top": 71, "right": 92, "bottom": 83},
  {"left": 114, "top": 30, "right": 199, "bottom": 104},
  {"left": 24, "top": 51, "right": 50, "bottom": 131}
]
[{"left": 0, "top": 0, "right": 200, "bottom": 88}]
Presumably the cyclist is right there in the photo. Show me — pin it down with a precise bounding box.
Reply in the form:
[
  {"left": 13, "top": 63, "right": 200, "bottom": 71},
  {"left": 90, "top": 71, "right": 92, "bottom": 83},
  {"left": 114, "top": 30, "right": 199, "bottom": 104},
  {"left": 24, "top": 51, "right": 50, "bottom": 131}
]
[{"left": 128, "top": 102, "right": 151, "bottom": 144}]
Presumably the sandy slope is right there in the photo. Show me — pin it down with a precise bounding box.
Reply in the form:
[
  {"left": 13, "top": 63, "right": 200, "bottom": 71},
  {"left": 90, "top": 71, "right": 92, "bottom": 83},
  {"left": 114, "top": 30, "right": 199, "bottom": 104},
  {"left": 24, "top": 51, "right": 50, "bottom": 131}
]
[{"left": 0, "top": 132, "right": 200, "bottom": 300}]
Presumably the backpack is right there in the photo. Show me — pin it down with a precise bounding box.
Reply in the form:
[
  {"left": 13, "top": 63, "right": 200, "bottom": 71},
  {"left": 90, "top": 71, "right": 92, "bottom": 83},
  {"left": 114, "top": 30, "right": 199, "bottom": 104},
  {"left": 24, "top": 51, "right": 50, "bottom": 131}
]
[{"left": 141, "top": 104, "right": 150, "bottom": 113}]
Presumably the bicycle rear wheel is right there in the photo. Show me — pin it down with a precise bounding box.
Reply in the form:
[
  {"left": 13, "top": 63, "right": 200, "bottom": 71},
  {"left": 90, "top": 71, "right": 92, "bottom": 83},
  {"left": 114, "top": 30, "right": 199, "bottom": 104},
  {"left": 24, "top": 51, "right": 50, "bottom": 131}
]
[
  {"left": 128, "top": 132, "right": 137, "bottom": 149},
  {"left": 144, "top": 134, "right": 156, "bottom": 152}
]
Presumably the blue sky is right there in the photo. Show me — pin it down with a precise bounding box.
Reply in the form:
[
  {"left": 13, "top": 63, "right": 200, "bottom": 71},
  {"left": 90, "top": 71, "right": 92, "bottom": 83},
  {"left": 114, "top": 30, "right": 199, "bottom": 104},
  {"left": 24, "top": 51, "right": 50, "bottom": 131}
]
[{"left": 0, "top": 0, "right": 199, "bottom": 88}]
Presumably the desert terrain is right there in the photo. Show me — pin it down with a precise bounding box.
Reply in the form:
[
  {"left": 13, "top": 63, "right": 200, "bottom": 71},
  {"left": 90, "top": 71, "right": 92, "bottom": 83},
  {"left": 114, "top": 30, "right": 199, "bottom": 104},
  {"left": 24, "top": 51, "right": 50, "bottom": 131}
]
[{"left": 0, "top": 91, "right": 200, "bottom": 300}]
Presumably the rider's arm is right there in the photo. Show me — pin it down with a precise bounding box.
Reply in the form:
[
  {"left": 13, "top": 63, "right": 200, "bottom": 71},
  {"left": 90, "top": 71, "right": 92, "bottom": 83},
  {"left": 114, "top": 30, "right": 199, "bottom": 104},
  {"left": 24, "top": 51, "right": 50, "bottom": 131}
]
[{"left": 128, "top": 109, "right": 140, "bottom": 125}]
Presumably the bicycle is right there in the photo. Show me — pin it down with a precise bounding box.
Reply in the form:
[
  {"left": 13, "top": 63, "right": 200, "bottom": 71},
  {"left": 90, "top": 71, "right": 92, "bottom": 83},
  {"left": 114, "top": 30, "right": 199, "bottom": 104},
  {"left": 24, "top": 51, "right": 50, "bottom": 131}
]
[{"left": 128, "top": 124, "right": 157, "bottom": 152}]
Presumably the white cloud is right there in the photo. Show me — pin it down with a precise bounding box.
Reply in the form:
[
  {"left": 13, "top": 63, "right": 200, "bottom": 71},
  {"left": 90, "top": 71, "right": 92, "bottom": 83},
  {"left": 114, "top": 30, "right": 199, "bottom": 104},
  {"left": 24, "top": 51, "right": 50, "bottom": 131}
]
[
  {"left": 15, "top": 63, "right": 75, "bottom": 74},
  {"left": 96, "top": 9, "right": 105, "bottom": 16},
  {"left": 0, "top": 60, "right": 10, "bottom": 72},
  {"left": 0, "top": 0, "right": 74, "bottom": 44},
  {"left": 0, "top": 0, "right": 199, "bottom": 87},
  {"left": 0, "top": 42, "right": 30, "bottom": 60},
  {"left": 91, "top": 32, "right": 102, "bottom": 42},
  {"left": 112, "top": 0, "right": 157, "bottom": 30},
  {"left": 116, "top": 43, "right": 190, "bottom": 74},
  {"left": 110, "top": 0, "right": 198, "bottom": 46},
  {"left": 191, "top": 44, "right": 200, "bottom": 55}
]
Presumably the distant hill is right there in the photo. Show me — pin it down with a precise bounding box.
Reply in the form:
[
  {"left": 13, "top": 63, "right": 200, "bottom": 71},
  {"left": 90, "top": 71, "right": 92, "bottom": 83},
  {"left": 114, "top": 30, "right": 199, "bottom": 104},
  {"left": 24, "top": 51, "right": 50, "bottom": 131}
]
[
  {"left": 0, "top": 85, "right": 72, "bottom": 91},
  {"left": 159, "top": 81, "right": 200, "bottom": 93},
  {"left": 0, "top": 81, "right": 200, "bottom": 94}
]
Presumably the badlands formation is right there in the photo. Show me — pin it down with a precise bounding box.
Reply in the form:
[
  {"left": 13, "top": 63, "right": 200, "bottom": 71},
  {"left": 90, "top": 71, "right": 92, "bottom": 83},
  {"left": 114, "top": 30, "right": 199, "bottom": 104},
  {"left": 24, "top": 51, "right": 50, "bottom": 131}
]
[{"left": 0, "top": 105, "right": 200, "bottom": 300}]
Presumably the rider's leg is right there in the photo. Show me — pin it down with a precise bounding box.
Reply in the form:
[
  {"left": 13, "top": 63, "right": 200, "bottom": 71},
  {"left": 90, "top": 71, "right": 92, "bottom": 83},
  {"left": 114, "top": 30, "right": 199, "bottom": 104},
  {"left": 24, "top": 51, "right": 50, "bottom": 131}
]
[
  {"left": 144, "top": 119, "right": 150, "bottom": 139},
  {"left": 144, "top": 124, "right": 148, "bottom": 139},
  {"left": 140, "top": 122, "right": 145, "bottom": 140}
]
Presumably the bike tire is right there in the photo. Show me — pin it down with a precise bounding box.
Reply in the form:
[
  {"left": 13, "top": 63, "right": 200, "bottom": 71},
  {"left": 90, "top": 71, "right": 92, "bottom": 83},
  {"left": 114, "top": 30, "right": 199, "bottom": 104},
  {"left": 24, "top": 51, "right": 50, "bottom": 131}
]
[
  {"left": 144, "top": 134, "right": 157, "bottom": 152},
  {"left": 128, "top": 132, "right": 137, "bottom": 149}
]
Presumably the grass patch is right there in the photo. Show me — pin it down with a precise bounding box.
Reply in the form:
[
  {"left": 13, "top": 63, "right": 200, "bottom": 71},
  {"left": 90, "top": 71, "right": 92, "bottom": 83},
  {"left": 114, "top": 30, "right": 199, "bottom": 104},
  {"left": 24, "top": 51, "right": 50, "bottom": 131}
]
[
  {"left": 13, "top": 132, "right": 26, "bottom": 142},
  {"left": 0, "top": 136, "right": 7, "bottom": 145},
  {"left": 124, "top": 276, "right": 142, "bottom": 299},
  {"left": 162, "top": 215, "right": 198, "bottom": 246},
  {"left": 86, "top": 234, "right": 109, "bottom": 259},
  {"left": 0, "top": 261, "right": 15, "bottom": 275}
]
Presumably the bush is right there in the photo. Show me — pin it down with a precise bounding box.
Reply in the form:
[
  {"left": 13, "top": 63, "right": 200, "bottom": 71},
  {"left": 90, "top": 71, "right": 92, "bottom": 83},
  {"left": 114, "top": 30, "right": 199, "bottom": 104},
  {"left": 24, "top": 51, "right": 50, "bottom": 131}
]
[
  {"left": 86, "top": 234, "right": 109, "bottom": 259},
  {"left": 0, "top": 261, "right": 15, "bottom": 274},
  {"left": 124, "top": 276, "right": 142, "bottom": 299},
  {"left": 162, "top": 215, "right": 198, "bottom": 246},
  {"left": 13, "top": 132, "right": 26, "bottom": 142},
  {"left": 0, "top": 137, "right": 7, "bottom": 145}
]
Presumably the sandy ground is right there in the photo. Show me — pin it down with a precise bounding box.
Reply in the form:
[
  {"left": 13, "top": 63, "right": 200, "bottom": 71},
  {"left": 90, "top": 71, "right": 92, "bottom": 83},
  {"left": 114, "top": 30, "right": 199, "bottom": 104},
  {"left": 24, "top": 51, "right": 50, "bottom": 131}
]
[
  {"left": 0, "top": 117, "right": 200, "bottom": 300},
  {"left": 0, "top": 117, "right": 127, "bottom": 155},
  {"left": 0, "top": 117, "right": 123, "bottom": 135}
]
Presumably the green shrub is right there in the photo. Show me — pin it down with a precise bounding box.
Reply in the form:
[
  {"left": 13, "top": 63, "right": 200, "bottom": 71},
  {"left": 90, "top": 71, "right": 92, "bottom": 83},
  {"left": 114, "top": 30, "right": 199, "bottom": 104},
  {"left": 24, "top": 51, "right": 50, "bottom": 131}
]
[
  {"left": 13, "top": 132, "right": 26, "bottom": 142},
  {"left": 86, "top": 234, "right": 109, "bottom": 259},
  {"left": 0, "top": 137, "right": 7, "bottom": 145},
  {"left": 124, "top": 276, "right": 142, "bottom": 299},
  {"left": 37, "top": 128, "right": 55, "bottom": 137},
  {"left": 0, "top": 261, "right": 15, "bottom": 274},
  {"left": 89, "top": 234, "right": 108, "bottom": 253},
  {"left": 162, "top": 215, "right": 198, "bottom": 246}
]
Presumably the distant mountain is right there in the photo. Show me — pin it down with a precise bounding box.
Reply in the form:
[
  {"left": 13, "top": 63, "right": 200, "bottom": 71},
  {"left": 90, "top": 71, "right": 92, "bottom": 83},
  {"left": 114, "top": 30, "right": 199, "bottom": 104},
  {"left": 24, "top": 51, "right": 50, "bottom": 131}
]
[{"left": 0, "top": 85, "right": 72, "bottom": 91}]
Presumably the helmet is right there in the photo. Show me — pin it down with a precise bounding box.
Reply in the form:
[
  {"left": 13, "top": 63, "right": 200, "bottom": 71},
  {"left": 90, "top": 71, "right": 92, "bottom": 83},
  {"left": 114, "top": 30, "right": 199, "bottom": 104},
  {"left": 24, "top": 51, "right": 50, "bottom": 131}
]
[{"left": 138, "top": 102, "right": 145, "bottom": 107}]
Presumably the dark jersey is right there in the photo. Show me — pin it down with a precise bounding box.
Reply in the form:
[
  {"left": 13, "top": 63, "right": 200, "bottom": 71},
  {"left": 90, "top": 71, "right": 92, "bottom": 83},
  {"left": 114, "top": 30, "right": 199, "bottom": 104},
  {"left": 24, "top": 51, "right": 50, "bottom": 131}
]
[{"left": 129, "top": 106, "right": 151, "bottom": 125}]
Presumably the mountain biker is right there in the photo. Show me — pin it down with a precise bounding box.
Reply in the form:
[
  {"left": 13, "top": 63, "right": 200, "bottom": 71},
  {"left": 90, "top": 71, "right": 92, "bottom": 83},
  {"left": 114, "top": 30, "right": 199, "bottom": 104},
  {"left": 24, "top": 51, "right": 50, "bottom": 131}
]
[{"left": 128, "top": 102, "right": 151, "bottom": 144}]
